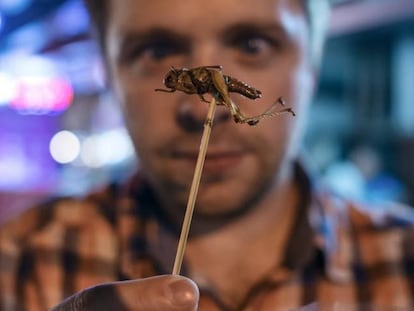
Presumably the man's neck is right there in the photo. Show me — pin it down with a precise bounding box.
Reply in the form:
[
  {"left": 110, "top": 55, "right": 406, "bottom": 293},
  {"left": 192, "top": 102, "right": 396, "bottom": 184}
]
[{"left": 184, "top": 168, "right": 301, "bottom": 309}]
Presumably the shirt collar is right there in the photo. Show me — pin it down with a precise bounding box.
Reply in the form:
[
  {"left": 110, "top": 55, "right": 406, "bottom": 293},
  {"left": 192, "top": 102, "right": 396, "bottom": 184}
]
[{"left": 122, "top": 161, "right": 355, "bottom": 283}]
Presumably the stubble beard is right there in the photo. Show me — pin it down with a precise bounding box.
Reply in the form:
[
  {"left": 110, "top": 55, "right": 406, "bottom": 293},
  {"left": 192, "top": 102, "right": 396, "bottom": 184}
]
[{"left": 149, "top": 159, "right": 282, "bottom": 236}]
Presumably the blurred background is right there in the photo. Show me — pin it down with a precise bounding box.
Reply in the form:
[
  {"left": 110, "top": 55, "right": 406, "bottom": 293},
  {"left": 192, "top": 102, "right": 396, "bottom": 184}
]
[{"left": 0, "top": 0, "right": 413, "bottom": 221}]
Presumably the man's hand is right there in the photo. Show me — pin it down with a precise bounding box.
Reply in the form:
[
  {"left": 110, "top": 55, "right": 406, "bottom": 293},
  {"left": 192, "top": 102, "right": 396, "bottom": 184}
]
[{"left": 50, "top": 275, "right": 199, "bottom": 311}]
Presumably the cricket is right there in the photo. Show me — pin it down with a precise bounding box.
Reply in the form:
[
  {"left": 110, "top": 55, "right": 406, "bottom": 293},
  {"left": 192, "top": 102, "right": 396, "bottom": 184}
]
[{"left": 155, "top": 65, "right": 295, "bottom": 126}]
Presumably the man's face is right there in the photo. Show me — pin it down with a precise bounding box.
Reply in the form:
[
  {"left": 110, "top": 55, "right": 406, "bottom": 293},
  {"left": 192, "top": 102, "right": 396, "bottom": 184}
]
[{"left": 105, "top": 0, "right": 315, "bottom": 216}]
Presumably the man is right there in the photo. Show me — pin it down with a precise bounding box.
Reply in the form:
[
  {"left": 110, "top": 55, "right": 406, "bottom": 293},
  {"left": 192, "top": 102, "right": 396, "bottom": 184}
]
[{"left": 1, "top": 0, "right": 414, "bottom": 310}]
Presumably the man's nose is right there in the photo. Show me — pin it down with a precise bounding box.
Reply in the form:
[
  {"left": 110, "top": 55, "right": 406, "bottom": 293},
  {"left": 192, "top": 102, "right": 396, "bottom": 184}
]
[
  {"left": 176, "top": 95, "right": 231, "bottom": 133},
  {"left": 175, "top": 44, "right": 233, "bottom": 132}
]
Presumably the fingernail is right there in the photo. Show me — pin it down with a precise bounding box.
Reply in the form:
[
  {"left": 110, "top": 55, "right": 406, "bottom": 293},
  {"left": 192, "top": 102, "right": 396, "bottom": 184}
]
[{"left": 168, "top": 278, "right": 199, "bottom": 307}]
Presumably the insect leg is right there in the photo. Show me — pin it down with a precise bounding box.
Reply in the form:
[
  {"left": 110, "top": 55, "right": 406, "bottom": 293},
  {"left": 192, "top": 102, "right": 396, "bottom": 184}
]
[
  {"left": 207, "top": 69, "right": 244, "bottom": 120},
  {"left": 198, "top": 94, "right": 210, "bottom": 103},
  {"left": 209, "top": 70, "right": 294, "bottom": 125},
  {"left": 240, "top": 97, "right": 295, "bottom": 125},
  {"left": 260, "top": 99, "right": 296, "bottom": 118},
  {"left": 227, "top": 96, "right": 295, "bottom": 126}
]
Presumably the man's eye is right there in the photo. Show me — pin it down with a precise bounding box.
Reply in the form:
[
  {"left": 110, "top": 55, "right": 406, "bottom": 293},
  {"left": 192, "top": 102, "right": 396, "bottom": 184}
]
[
  {"left": 230, "top": 34, "right": 279, "bottom": 56},
  {"left": 142, "top": 42, "right": 181, "bottom": 60},
  {"left": 227, "top": 32, "right": 281, "bottom": 66},
  {"left": 237, "top": 36, "right": 270, "bottom": 54}
]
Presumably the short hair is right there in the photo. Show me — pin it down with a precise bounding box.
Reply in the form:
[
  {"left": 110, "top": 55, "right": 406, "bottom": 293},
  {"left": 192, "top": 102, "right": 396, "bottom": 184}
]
[{"left": 83, "top": 0, "right": 331, "bottom": 66}]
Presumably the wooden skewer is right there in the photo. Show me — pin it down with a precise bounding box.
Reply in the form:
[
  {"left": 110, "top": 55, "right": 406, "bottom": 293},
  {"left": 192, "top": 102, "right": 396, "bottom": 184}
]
[{"left": 172, "top": 97, "right": 217, "bottom": 275}]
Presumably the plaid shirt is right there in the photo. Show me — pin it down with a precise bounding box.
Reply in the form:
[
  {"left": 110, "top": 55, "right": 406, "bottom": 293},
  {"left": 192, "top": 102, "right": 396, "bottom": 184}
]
[{"left": 1, "top": 164, "right": 414, "bottom": 311}]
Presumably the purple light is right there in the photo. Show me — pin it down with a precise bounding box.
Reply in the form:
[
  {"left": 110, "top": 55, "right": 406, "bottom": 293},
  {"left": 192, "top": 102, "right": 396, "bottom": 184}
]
[
  {"left": 9, "top": 76, "right": 73, "bottom": 114},
  {"left": 0, "top": 109, "right": 60, "bottom": 192},
  {"left": 50, "top": 0, "right": 89, "bottom": 37}
]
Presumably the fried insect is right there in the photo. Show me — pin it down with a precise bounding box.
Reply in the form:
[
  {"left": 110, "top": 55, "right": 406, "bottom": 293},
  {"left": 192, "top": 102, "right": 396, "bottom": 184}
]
[{"left": 155, "top": 65, "right": 295, "bottom": 126}]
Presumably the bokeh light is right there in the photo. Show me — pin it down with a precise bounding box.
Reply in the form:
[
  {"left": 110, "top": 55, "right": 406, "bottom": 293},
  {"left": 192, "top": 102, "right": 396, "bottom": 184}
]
[
  {"left": 49, "top": 130, "right": 80, "bottom": 164},
  {"left": 80, "top": 128, "right": 134, "bottom": 168}
]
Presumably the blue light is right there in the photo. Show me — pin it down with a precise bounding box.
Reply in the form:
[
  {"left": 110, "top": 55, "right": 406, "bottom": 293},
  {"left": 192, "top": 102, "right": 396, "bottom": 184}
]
[
  {"left": 0, "top": 0, "right": 32, "bottom": 15},
  {"left": 51, "top": 0, "right": 89, "bottom": 37}
]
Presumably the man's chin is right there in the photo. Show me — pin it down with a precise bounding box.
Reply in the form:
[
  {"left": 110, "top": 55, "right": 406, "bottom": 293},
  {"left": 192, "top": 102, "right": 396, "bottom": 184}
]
[
  {"left": 192, "top": 194, "right": 252, "bottom": 220},
  {"left": 166, "top": 189, "right": 245, "bottom": 218},
  {"left": 183, "top": 198, "right": 256, "bottom": 235},
  {"left": 170, "top": 194, "right": 242, "bottom": 219},
  {"left": 155, "top": 173, "right": 265, "bottom": 221}
]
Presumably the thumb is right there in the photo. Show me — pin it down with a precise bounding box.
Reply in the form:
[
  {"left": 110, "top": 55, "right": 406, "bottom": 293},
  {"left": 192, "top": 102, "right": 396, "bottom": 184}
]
[{"left": 118, "top": 275, "right": 199, "bottom": 310}]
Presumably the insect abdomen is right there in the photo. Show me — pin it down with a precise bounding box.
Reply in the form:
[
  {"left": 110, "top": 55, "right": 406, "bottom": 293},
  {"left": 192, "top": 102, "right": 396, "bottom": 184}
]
[{"left": 224, "top": 75, "right": 262, "bottom": 99}]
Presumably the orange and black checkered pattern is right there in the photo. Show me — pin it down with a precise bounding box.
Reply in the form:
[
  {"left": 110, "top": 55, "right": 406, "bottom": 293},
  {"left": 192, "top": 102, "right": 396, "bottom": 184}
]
[{"left": 1, "top": 164, "right": 414, "bottom": 310}]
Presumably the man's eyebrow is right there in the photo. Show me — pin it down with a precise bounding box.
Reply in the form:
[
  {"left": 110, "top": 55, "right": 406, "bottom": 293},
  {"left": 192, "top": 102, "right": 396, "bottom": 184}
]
[
  {"left": 221, "top": 22, "right": 290, "bottom": 39},
  {"left": 119, "top": 27, "right": 190, "bottom": 49}
]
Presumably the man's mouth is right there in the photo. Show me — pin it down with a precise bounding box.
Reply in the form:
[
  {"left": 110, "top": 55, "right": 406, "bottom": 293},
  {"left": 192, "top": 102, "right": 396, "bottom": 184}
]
[
  {"left": 203, "top": 152, "right": 244, "bottom": 172},
  {"left": 170, "top": 149, "right": 245, "bottom": 174}
]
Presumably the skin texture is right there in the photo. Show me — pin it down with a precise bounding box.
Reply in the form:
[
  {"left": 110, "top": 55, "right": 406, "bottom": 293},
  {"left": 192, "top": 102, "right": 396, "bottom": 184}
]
[{"left": 53, "top": 0, "right": 318, "bottom": 309}]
